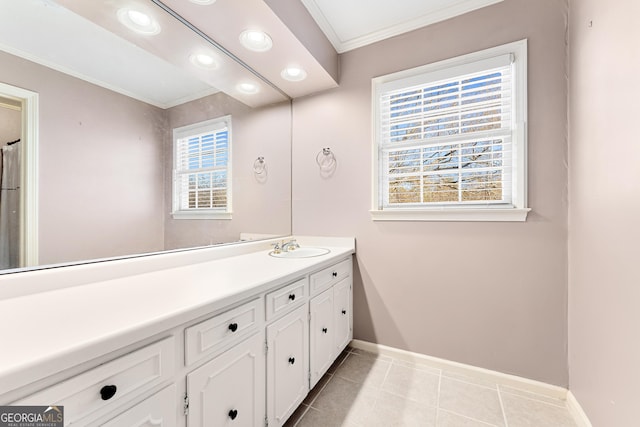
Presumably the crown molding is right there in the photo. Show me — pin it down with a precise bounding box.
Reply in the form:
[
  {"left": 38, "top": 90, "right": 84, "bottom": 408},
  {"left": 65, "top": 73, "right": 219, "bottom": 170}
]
[{"left": 302, "top": 0, "right": 504, "bottom": 53}]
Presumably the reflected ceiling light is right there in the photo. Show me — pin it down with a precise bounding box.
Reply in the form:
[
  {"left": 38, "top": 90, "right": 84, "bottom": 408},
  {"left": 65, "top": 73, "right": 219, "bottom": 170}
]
[
  {"left": 190, "top": 53, "right": 219, "bottom": 70},
  {"left": 117, "top": 8, "right": 160, "bottom": 35},
  {"left": 236, "top": 82, "right": 259, "bottom": 94},
  {"left": 281, "top": 67, "right": 307, "bottom": 82},
  {"left": 189, "top": 0, "right": 217, "bottom": 4},
  {"left": 239, "top": 30, "right": 273, "bottom": 52}
]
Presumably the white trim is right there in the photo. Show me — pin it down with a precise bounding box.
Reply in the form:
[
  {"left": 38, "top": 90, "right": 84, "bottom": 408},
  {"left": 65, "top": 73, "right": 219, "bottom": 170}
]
[
  {"left": 566, "top": 391, "right": 594, "bottom": 427},
  {"left": 350, "top": 339, "right": 567, "bottom": 399},
  {"left": 0, "top": 101, "right": 21, "bottom": 111},
  {"left": 370, "top": 207, "right": 530, "bottom": 222},
  {"left": 0, "top": 82, "right": 39, "bottom": 268},
  {"left": 171, "top": 211, "right": 232, "bottom": 220},
  {"left": 302, "top": 0, "right": 505, "bottom": 53}
]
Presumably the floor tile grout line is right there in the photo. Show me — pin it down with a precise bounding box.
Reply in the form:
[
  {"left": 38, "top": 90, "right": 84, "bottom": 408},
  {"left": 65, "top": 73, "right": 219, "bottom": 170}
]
[
  {"left": 497, "top": 384, "right": 510, "bottom": 427},
  {"left": 499, "top": 388, "right": 567, "bottom": 408},
  {"left": 438, "top": 408, "right": 500, "bottom": 426},
  {"left": 305, "top": 373, "right": 333, "bottom": 407},
  {"left": 440, "top": 372, "right": 499, "bottom": 392}
]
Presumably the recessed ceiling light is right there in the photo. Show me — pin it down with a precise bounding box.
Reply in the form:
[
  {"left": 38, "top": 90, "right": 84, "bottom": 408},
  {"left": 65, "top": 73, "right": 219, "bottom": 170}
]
[
  {"left": 117, "top": 8, "right": 161, "bottom": 35},
  {"left": 239, "top": 30, "right": 273, "bottom": 52},
  {"left": 190, "top": 53, "right": 219, "bottom": 70},
  {"left": 281, "top": 67, "right": 307, "bottom": 82},
  {"left": 237, "top": 82, "right": 259, "bottom": 94},
  {"left": 189, "top": 0, "right": 217, "bottom": 4}
]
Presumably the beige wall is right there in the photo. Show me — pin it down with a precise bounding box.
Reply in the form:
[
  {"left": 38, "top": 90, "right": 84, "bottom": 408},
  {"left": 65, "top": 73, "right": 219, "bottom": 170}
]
[
  {"left": 0, "top": 51, "right": 166, "bottom": 265},
  {"left": 568, "top": 0, "right": 640, "bottom": 424},
  {"left": 293, "top": 0, "right": 570, "bottom": 385},
  {"left": 164, "top": 93, "right": 291, "bottom": 249}
]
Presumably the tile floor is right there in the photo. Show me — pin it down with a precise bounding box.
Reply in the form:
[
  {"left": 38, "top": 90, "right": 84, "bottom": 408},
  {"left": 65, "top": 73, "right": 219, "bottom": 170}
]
[{"left": 284, "top": 347, "right": 578, "bottom": 427}]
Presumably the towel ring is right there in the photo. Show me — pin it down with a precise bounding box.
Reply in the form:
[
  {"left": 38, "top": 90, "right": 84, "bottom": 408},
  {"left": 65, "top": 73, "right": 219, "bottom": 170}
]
[
  {"left": 253, "top": 156, "right": 266, "bottom": 175},
  {"left": 316, "top": 148, "right": 336, "bottom": 170}
]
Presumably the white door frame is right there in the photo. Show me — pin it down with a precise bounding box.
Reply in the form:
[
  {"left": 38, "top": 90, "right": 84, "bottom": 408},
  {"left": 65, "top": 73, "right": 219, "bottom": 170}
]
[{"left": 0, "top": 82, "right": 39, "bottom": 268}]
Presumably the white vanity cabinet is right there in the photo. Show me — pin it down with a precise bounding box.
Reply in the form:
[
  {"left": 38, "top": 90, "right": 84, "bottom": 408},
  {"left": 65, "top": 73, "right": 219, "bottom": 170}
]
[
  {"left": 266, "top": 304, "right": 309, "bottom": 427},
  {"left": 99, "top": 385, "right": 177, "bottom": 427},
  {"left": 1, "top": 246, "right": 354, "bottom": 427},
  {"left": 12, "top": 337, "right": 177, "bottom": 427},
  {"left": 309, "top": 261, "right": 353, "bottom": 388},
  {"left": 186, "top": 332, "right": 266, "bottom": 427}
]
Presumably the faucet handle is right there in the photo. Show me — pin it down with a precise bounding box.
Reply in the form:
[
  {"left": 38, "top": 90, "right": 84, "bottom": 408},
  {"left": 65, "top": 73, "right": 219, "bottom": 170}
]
[{"left": 271, "top": 242, "right": 281, "bottom": 254}]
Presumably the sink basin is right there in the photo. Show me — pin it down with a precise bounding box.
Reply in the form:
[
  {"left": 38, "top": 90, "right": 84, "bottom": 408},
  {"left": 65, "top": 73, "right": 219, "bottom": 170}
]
[{"left": 269, "top": 247, "right": 330, "bottom": 258}]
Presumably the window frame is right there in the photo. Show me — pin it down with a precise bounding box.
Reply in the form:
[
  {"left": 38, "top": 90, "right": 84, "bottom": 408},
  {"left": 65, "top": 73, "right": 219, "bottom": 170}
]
[
  {"left": 171, "top": 116, "right": 233, "bottom": 220},
  {"left": 371, "top": 39, "right": 530, "bottom": 222}
]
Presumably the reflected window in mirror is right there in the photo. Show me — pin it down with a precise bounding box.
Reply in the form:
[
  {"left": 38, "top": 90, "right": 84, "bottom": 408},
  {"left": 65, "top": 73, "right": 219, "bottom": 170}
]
[{"left": 172, "top": 116, "right": 232, "bottom": 220}]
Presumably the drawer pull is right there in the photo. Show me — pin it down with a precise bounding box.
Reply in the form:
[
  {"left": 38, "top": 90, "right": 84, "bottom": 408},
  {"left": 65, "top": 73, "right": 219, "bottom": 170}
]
[
  {"left": 322, "top": 327, "right": 328, "bottom": 334},
  {"left": 288, "top": 357, "right": 296, "bottom": 365},
  {"left": 342, "top": 310, "right": 347, "bottom": 315},
  {"left": 332, "top": 271, "right": 338, "bottom": 277},
  {"left": 228, "top": 323, "right": 238, "bottom": 332},
  {"left": 228, "top": 409, "right": 238, "bottom": 420},
  {"left": 288, "top": 294, "right": 296, "bottom": 301},
  {"left": 100, "top": 385, "right": 117, "bottom": 401}
]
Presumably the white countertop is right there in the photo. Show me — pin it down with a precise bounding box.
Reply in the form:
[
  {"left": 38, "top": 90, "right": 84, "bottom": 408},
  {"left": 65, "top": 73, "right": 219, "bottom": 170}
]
[{"left": 0, "top": 237, "right": 355, "bottom": 397}]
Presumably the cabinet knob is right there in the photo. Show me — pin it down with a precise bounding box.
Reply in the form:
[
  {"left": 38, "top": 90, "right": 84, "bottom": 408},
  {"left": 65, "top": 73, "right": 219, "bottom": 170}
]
[
  {"left": 100, "top": 385, "right": 117, "bottom": 401},
  {"left": 228, "top": 323, "right": 238, "bottom": 332},
  {"left": 342, "top": 310, "right": 347, "bottom": 315},
  {"left": 288, "top": 294, "right": 296, "bottom": 301},
  {"left": 228, "top": 409, "right": 238, "bottom": 420},
  {"left": 288, "top": 357, "right": 296, "bottom": 365},
  {"left": 332, "top": 271, "right": 338, "bottom": 277},
  {"left": 322, "top": 327, "right": 328, "bottom": 334}
]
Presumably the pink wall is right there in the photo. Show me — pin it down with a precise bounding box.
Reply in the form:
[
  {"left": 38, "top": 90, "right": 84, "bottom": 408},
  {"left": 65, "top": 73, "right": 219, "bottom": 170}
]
[
  {"left": 0, "top": 51, "right": 166, "bottom": 265},
  {"left": 568, "top": 0, "right": 640, "bottom": 424},
  {"left": 292, "top": 0, "right": 570, "bottom": 385},
  {"left": 164, "top": 93, "right": 291, "bottom": 249}
]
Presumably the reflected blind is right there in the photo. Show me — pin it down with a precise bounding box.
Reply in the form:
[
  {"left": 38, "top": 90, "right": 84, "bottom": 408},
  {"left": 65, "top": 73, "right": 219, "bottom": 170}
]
[
  {"left": 379, "top": 54, "right": 514, "bottom": 208},
  {"left": 175, "top": 124, "right": 229, "bottom": 210}
]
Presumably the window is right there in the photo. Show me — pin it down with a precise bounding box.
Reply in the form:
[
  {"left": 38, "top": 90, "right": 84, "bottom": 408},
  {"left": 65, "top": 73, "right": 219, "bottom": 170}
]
[
  {"left": 172, "top": 116, "right": 232, "bottom": 219},
  {"left": 371, "top": 40, "right": 529, "bottom": 222}
]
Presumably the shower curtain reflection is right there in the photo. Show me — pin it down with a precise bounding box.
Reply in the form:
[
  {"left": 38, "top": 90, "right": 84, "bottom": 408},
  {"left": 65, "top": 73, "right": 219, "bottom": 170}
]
[{"left": 0, "top": 140, "right": 20, "bottom": 269}]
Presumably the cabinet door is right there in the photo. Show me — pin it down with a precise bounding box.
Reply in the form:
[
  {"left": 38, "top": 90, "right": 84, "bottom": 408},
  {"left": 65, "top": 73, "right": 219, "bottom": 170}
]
[
  {"left": 266, "top": 304, "right": 309, "bottom": 427},
  {"left": 333, "top": 277, "right": 352, "bottom": 354},
  {"left": 187, "top": 332, "right": 265, "bottom": 427},
  {"left": 309, "top": 288, "right": 334, "bottom": 388},
  {"left": 99, "top": 385, "right": 176, "bottom": 427}
]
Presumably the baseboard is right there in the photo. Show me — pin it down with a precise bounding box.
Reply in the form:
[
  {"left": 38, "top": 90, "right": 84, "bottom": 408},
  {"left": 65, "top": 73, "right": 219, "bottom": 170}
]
[
  {"left": 349, "top": 339, "right": 568, "bottom": 400},
  {"left": 566, "top": 391, "right": 593, "bottom": 427}
]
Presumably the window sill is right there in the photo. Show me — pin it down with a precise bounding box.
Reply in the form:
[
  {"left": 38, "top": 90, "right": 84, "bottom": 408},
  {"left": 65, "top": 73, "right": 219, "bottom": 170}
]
[
  {"left": 370, "top": 208, "right": 531, "bottom": 222},
  {"left": 172, "top": 211, "right": 232, "bottom": 220}
]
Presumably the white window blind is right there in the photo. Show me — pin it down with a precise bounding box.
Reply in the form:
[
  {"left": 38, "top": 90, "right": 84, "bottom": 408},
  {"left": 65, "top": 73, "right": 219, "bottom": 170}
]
[
  {"left": 172, "top": 117, "right": 232, "bottom": 218},
  {"left": 372, "top": 40, "right": 528, "bottom": 221}
]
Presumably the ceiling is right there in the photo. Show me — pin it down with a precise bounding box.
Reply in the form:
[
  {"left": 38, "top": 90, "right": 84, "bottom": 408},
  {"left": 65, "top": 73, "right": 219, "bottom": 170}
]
[{"left": 302, "top": 0, "right": 504, "bottom": 53}]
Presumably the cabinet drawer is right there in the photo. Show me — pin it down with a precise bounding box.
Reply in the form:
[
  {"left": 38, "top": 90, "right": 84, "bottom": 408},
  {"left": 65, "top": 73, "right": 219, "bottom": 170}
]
[
  {"left": 98, "top": 384, "right": 176, "bottom": 427},
  {"left": 309, "top": 258, "right": 351, "bottom": 296},
  {"left": 185, "top": 298, "right": 262, "bottom": 366},
  {"left": 14, "top": 337, "right": 175, "bottom": 426},
  {"left": 265, "top": 278, "right": 307, "bottom": 320}
]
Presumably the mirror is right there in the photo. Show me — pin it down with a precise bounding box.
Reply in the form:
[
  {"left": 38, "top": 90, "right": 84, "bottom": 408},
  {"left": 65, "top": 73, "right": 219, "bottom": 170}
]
[{"left": 0, "top": 0, "right": 293, "bottom": 273}]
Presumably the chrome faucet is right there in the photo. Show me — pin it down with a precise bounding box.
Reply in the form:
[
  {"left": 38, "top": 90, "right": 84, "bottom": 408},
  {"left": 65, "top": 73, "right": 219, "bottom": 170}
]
[{"left": 281, "top": 239, "right": 300, "bottom": 252}]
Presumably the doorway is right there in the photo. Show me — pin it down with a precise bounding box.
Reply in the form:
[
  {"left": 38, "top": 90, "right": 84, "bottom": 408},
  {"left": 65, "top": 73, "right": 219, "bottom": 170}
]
[{"left": 0, "top": 82, "right": 38, "bottom": 270}]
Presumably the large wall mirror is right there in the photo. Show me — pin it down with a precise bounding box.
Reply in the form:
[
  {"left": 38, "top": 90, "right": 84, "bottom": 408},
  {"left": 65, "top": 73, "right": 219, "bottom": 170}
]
[{"left": 0, "top": 0, "right": 338, "bottom": 274}]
